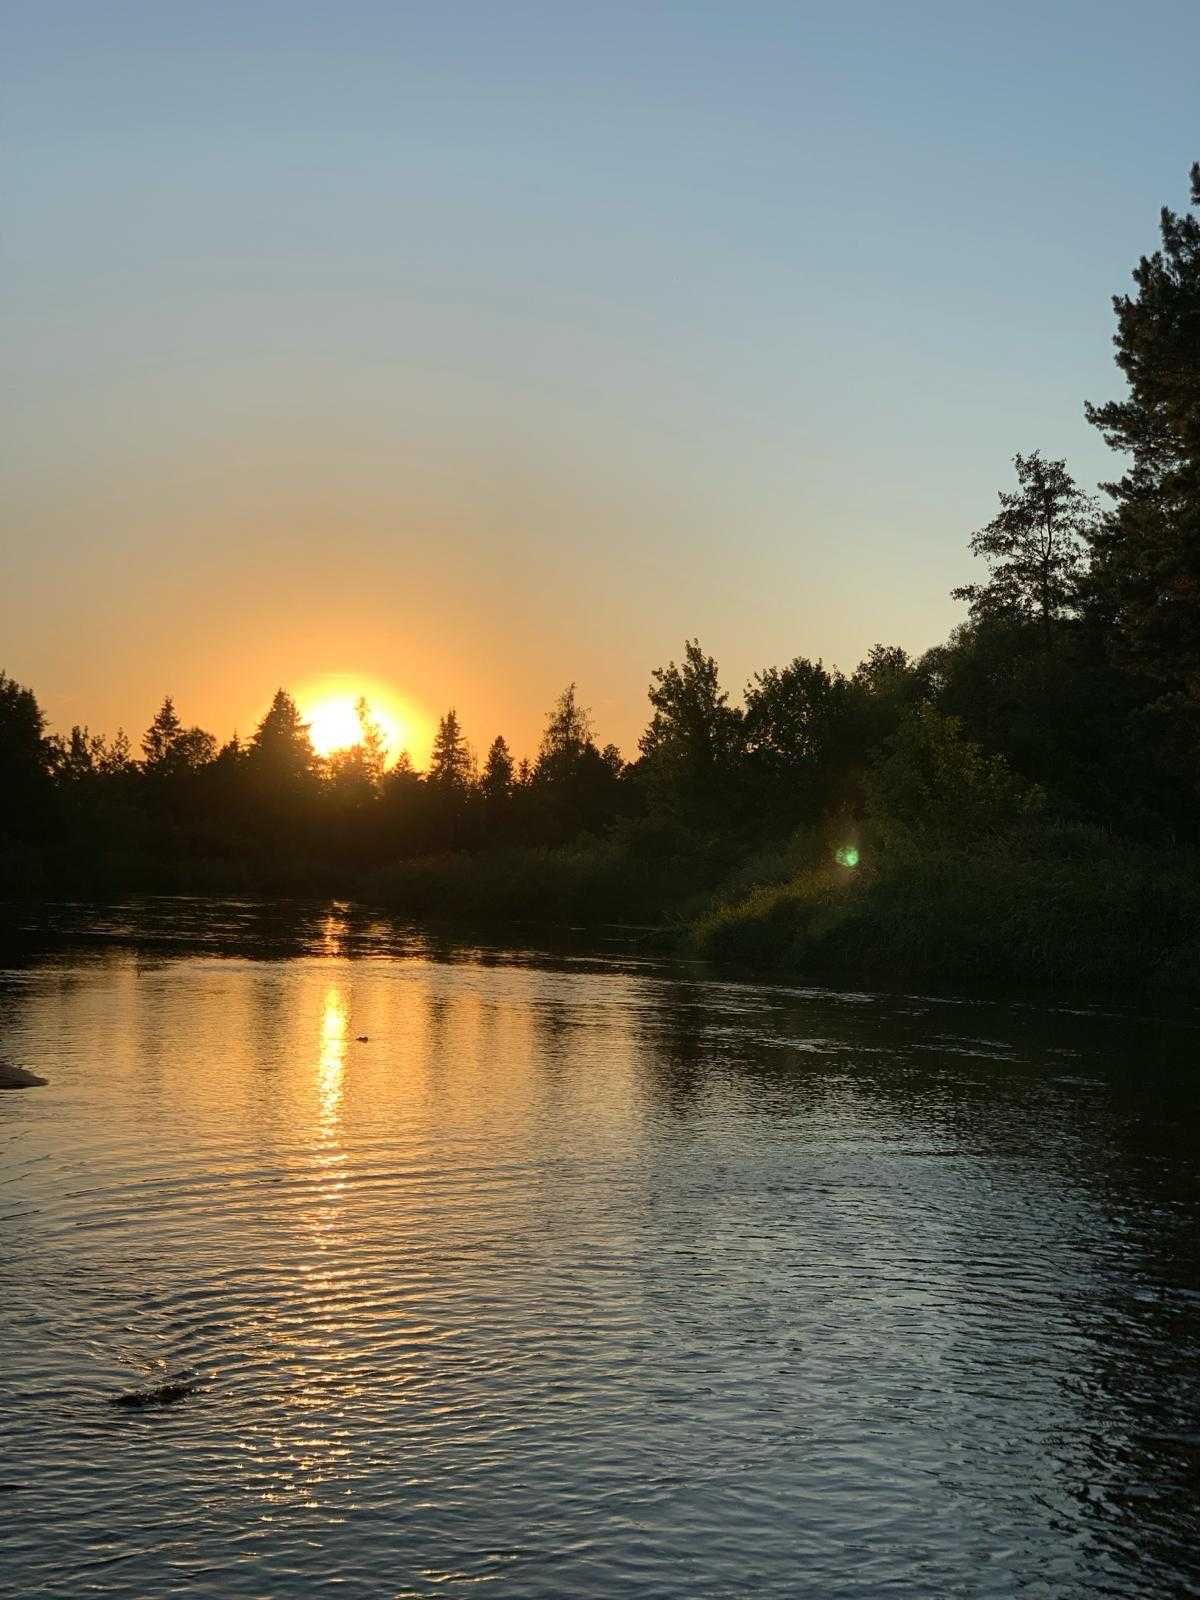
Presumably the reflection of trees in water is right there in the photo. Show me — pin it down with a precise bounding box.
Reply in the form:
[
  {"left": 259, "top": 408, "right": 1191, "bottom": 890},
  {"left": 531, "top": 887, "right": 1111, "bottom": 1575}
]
[
  {"left": 627, "top": 974, "right": 1200, "bottom": 1581},
  {"left": 1053, "top": 1031, "right": 1200, "bottom": 1575},
  {"left": 8, "top": 897, "right": 433, "bottom": 964},
  {"left": 5, "top": 926, "right": 1200, "bottom": 1589},
  {"left": 528, "top": 981, "right": 577, "bottom": 1067},
  {"left": 629, "top": 981, "right": 711, "bottom": 1120},
  {"left": 421, "top": 988, "right": 453, "bottom": 1094}
]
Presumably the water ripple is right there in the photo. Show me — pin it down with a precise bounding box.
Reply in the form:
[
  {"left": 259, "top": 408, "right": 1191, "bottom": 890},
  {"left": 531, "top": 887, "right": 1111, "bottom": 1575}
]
[{"left": 1, "top": 920, "right": 1199, "bottom": 1596}]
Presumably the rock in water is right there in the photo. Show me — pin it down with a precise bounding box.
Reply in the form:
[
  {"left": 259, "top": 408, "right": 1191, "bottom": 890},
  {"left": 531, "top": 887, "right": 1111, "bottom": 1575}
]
[
  {"left": 0, "top": 1061, "right": 47, "bottom": 1089},
  {"left": 109, "top": 1379, "right": 199, "bottom": 1409}
]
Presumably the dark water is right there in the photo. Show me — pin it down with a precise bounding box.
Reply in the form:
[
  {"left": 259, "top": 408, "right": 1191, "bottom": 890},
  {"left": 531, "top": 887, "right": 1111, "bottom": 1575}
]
[{"left": 2, "top": 901, "right": 1199, "bottom": 1598}]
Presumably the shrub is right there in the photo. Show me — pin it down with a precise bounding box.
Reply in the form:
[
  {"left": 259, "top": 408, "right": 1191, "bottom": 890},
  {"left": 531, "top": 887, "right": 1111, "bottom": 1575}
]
[{"left": 866, "top": 705, "right": 1044, "bottom": 850}]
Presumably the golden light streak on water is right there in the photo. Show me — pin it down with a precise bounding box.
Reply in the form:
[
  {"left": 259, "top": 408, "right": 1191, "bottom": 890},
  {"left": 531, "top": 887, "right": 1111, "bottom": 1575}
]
[{"left": 317, "top": 984, "right": 348, "bottom": 1140}]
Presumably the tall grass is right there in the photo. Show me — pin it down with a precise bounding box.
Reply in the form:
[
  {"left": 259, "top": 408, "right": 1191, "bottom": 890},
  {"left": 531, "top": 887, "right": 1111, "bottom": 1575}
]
[
  {"left": 9, "top": 806, "right": 1197, "bottom": 994},
  {"left": 363, "top": 821, "right": 742, "bottom": 926},
  {"left": 691, "top": 821, "right": 1200, "bottom": 991}
]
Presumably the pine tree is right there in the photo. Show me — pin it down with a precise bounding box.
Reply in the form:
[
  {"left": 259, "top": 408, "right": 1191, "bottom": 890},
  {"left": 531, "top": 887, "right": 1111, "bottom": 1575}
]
[
  {"left": 1085, "top": 162, "right": 1200, "bottom": 691},
  {"left": 141, "top": 696, "right": 183, "bottom": 768},
  {"left": 248, "top": 689, "right": 316, "bottom": 782},
  {"left": 480, "top": 734, "right": 515, "bottom": 804},
  {"left": 428, "top": 709, "right": 473, "bottom": 789}
]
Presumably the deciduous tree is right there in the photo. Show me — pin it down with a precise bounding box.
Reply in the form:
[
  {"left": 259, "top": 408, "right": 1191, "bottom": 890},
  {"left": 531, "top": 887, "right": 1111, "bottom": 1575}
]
[
  {"left": 952, "top": 451, "right": 1096, "bottom": 643},
  {"left": 639, "top": 640, "right": 743, "bottom": 811}
]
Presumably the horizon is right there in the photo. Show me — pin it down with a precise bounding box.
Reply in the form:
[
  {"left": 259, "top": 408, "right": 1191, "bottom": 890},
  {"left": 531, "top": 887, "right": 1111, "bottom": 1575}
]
[
  {"left": 6, "top": 3, "right": 1199, "bottom": 763},
  {"left": 5, "top": 14, "right": 1200, "bottom": 1592},
  {"left": 6, "top": 631, "right": 915, "bottom": 770}
]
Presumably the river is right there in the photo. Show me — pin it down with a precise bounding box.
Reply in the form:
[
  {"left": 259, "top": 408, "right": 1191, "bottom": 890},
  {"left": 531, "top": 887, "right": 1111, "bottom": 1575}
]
[{"left": 1, "top": 901, "right": 1198, "bottom": 1597}]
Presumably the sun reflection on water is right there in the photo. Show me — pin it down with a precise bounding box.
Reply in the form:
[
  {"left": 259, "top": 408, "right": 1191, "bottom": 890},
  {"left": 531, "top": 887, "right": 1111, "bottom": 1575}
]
[
  {"left": 319, "top": 908, "right": 349, "bottom": 958},
  {"left": 317, "top": 986, "right": 347, "bottom": 1140},
  {"left": 312, "top": 984, "right": 351, "bottom": 1258}
]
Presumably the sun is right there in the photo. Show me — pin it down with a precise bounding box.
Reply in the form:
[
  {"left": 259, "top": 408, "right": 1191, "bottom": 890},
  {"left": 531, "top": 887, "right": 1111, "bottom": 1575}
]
[{"left": 297, "top": 681, "right": 408, "bottom": 764}]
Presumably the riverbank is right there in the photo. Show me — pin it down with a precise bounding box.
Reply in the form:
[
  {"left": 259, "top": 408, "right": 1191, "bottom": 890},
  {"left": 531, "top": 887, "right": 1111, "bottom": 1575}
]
[
  {"left": 356, "top": 815, "right": 1200, "bottom": 992},
  {"left": 690, "top": 822, "right": 1200, "bottom": 992},
  {"left": 361, "top": 819, "right": 1200, "bottom": 994},
  {"left": 4, "top": 819, "right": 1197, "bottom": 995}
]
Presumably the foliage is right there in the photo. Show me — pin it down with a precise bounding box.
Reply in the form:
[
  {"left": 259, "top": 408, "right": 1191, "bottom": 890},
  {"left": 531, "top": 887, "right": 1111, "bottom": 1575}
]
[
  {"left": 638, "top": 640, "right": 743, "bottom": 815},
  {"left": 527, "top": 684, "right": 625, "bottom": 843},
  {"left": 3, "top": 163, "right": 1200, "bottom": 993},
  {"left": 141, "top": 696, "right": 183, "bottom": 767},
  {"left": 428, "top": 709, "right": 473, "bottom": 791},
  {"left": 1085, "top": 163, "right": 1200, "bottom": 698},
  {"left": 952, "top": 451, "right": 1097, "bottom": 638},
  {"left": 693, "top": 822, "right": 1200, "bottom": 992},
  {"left": 536, "top": 683, "right": 593, "bottom": 776},
  {"left": 480, "top": 735, "right": 515, "bottom": 807},
  {"left": 0, "top": 671, "right": 50, "bottom": 843},
  {"left": 743, "top": 657, "right": 860, "bottom": 822},
  {"left": 865, "top": 705, "right": 1044, "bottom": 848},
  {"left": 248, "top": 690, "right": 317, "bottom": 784}
]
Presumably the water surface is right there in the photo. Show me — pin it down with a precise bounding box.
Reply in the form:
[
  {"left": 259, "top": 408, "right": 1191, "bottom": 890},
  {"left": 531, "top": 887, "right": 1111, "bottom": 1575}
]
[{"left": 2, "top": 902, "right": 1199, "bottom": 1597}]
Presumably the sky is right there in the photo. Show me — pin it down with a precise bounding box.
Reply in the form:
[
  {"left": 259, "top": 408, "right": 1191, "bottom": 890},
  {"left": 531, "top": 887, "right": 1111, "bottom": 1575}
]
[{"left": 4, "top": 1, "right": 1198, "bottom": 763}]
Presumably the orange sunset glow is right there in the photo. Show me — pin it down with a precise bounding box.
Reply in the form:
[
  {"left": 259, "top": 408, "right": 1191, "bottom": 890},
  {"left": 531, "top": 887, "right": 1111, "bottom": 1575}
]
[
  {"left": 4, "top": 6, "right": 1200, "bottom": 1599},
  {"left": 295, "top": 679, "right": 426, "bottom": 766}
]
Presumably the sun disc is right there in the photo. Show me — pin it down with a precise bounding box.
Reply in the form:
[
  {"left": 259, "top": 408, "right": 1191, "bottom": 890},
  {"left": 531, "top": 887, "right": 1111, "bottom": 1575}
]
[
  {"left": 298, "top": 686, "right": 406, "bottom": 763},
  {"left": 307, "top": 697, "right": 360, "bottom": 756}
]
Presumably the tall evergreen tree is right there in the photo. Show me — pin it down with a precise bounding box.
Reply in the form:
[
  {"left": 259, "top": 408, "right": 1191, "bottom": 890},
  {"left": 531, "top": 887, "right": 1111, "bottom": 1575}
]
[
  {"left": 428, "top": 709, "right": 473, "bottom": 790},
  {"left": 379, "top": 748, "right": 423, "bottom": 839},
  {"left": 1085, "top": 162, "right": 1200, "bottom": 691},
  {"left": 248, "top": 690, "right": 316, "bottom": 782},
  {"left": 141, "top": 696, "right": 184, "bottom": 768},
  {"left": 480, "top": 735, "right": 515, "bottom": 805}
]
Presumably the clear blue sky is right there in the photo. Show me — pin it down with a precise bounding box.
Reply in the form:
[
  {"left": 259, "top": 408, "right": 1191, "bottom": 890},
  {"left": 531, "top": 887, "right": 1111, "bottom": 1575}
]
[{"left": 4, "top": 0, "right": 1197, "bottom": 758}]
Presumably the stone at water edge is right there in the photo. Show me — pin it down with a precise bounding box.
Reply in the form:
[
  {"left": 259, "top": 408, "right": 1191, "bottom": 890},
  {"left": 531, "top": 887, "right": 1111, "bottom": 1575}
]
[{"left": 0, "top": 1060, "right": 48, "bottom": 1089}]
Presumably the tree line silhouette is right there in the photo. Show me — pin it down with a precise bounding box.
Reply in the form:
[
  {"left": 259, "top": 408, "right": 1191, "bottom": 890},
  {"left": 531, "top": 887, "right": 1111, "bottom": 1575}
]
[{"left": 2, "top": 164, "right": 1199, "bottom": 937}]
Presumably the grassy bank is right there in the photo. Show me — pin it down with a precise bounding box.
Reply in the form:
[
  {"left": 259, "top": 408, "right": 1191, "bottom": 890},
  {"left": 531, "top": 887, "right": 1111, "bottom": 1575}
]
[
  {"left": 7, "top": 815, "right": 1198, "bottom": 996},
  {"left": 689, "top": 822, "right": 1200, "bottom": 992},
  {"left": 361, "top": 819, "right": 773, "bottom": 927},
  {"left": 364, "top": 815, "right": 1200, "bottom": 994}
]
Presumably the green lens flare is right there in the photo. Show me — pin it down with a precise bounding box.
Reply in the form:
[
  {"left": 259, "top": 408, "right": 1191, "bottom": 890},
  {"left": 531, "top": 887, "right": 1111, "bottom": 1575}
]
[{"left": 835, "top": 845, "right": 860, "bottom": 868}]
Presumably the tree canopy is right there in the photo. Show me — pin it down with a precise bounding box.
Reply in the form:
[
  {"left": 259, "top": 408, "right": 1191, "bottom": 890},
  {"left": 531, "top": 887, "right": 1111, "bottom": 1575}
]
[
  {"left": 3, "top": 163, "right": 1200, "bottom": 895},
  {"left": 952, "top": 451, "right": 1096, "bottom": 640},
  {"left": 1085, "top": 162, "right": 1200, "bottom": 694}
]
